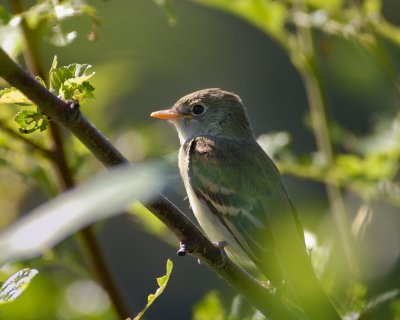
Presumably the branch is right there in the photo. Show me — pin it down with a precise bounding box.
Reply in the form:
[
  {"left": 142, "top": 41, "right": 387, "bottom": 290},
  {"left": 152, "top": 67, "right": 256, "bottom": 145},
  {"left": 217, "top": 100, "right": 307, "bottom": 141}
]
[
  {"left": 0, "top": 119, "right": 53, "bottom": 158},
  {"left": 294, "top": 17, "right": 359, "bottom": 277},
  {"left": 0, "top": 48, "right": 304, "bottom": 319},
  {"left": 8, "top": 0, "right": 130, "bottom": 316}
]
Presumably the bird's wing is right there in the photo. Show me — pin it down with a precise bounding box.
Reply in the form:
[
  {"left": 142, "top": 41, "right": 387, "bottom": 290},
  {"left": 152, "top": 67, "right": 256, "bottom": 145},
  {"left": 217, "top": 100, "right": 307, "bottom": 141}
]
[{"left": 185, "top": 136, "right": 306, "bottom": 283}]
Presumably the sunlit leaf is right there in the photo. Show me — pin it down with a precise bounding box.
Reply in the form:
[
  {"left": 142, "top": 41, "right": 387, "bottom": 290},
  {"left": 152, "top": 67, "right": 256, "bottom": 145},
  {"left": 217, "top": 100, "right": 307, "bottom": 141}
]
[
  {"left": 257, "top": 131, "right": 291, "bottom": 159},
  {"left": 362, "top": 0, "right": 381, "bottom": 16},
  {"left": 132, "top": 259, "right": 173, "bottom": 320},
  {"left": 47, "top": 25, "right": 77, "bottom": 47},
  {"left": 127, "top": 202, "right": 175, "bottom": 246},
  {"left": 0, "top": 162, "right": 168, "bottom": 264},
  {"left": 0, "top": 268, "right": 38, "bottom": 305},
  {"left": 373, "top": 20, "right": 400, "bottom": 47},
  {"left": 17, "top": 0, "right": 99, "bottom": 47},
  {"left": 14, "top": 109, "right": 48, "bottom": 134},
  {"left": 194, "top": 0, "right": 288, "bottom": 42},
  {"left": 193, "top": 291, "right": 225, "bottom": 320},
  {"left": 306, "top": 0, "right": 343, "bottom": 12},
  {"left": 0, "top": 88, "right": 33, "bottom": 106},
  {"left": 49, "top": 56, "right": 95, "bottom": 103}
]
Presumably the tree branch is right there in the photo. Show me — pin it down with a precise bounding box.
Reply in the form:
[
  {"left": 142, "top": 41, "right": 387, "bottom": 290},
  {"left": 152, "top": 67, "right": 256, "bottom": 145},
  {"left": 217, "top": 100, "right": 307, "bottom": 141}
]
[
  {"left": 0, "top": 119, "right": 53, "bottom": 158},
  {"left": 0, "top": 48, "right": 304, "bottom": 319},
  {"left": 8, "top": 0, "right": 129, "bottom": 316}
]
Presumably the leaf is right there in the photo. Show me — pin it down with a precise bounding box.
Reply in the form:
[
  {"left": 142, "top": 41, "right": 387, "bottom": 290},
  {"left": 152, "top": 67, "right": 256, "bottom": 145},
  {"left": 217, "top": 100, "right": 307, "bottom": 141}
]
[
  {"left": 362, "top": 289, "right": 399, "bottom": 315},
  {"left": 0, "top": 268, "right": 38, "bottom": 305},
  {"left": 0, "top": 20, "right": 24, "bottom": 58},
  {"left": 0, "top": 162, "right": 167, "bottom": 264},
  {"left": 257, "top": 131, "right": 291, "bottom": 159},
  {"left": 0, "top": 88, "right": 33, "bottom": 106},
  {"left": 0, "top": 6, "right": 11, "bottom": 24},
  {"left": 127, "top": 202, "right": 175, "bottom": 246},
  {"left": 193, "top": 291, "right": 225, "bottom": 320},
  {"left": 49, "top": 57, "right": 95, "bottom": 104},
  {"left": 306, "top": 0, "right": 343, "bottom": 12},
  {"left": 47, "top": 24, "right": 77, "bottom": 47},
  {"left": 132, "top": 259, "right": 174, "bottom": 320},
  {"left": 195, "top": 0, "right": 288, "bottom": 42},
  {"left": 14, "top": 109, "right": 49, "bottom": 134},
  {"left": 373, "top": 20, "right": 400, "bottom": 46}
]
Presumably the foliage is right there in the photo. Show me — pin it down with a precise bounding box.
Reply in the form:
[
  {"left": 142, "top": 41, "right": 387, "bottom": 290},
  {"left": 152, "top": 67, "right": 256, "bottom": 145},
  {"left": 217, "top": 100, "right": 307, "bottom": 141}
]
[
  {"left": 49, "top": 56, "right": 95, "bottom": 103},
  {"left": 0, "top": 268, "right": 38, "bottom": 305},
  {"left": 0, "top": 0, "right": 400, "bottom": 319},
  {"left": 0, "top": 162, "right": 167, "bottom": 264},
  {"left": 193, "top": 291, "right": 225, "bottom": 320},
  {"left": 0, "top": 56, "right": 95, "bottom": 134},
  {"left": 131, "top": 259, "right": 173, "bottom": 320},
  {"left": 0, "top": 1, "right": 99, "bottom": 58}
]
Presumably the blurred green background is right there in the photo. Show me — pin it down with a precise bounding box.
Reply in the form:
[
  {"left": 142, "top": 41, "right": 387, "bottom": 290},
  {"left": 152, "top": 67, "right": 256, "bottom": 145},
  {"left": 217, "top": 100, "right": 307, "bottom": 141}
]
[{"left": 1, "top": 0, "right": 400, "bottom": 319}]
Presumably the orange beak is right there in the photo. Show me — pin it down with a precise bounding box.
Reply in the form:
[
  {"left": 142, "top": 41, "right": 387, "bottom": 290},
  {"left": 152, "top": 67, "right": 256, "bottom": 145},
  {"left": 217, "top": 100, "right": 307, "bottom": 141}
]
[{"left": 150, "top": 109, "right": 190, "bottom": 120}]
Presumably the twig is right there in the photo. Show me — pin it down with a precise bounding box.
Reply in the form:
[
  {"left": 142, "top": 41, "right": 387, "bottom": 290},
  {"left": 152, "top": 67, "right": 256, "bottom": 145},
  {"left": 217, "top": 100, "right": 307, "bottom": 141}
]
[
  {"left": 294, "top": 10, "right": 359, "bottom": 276},
  {"left": 0, "top": 120, "right": 53, "bottom": 158}
]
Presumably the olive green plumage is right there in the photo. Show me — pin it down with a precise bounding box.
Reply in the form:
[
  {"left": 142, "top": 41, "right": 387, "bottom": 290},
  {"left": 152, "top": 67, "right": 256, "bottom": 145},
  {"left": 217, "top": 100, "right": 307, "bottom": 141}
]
[{"left": 151, "top": 88, "right": 340, "bottom": 320}]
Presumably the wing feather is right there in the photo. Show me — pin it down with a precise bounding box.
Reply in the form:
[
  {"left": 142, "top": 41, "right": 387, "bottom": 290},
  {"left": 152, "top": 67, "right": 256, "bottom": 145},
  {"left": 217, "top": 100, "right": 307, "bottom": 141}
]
[{"left": 185, "top": 136, "right": 305, "bottom": 283}]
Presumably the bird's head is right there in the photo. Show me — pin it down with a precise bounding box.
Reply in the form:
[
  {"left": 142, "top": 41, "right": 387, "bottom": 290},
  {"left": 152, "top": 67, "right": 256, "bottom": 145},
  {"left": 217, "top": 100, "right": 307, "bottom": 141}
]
[{"left": 151, "top": 88, "right": 254, "bottom": 144}]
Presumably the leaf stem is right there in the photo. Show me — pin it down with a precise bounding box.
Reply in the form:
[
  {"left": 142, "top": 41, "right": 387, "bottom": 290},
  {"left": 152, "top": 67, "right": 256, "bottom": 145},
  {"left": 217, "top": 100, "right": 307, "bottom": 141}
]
[
  {"left": 0, "top": 120, "right": 53, "bottom": 158},
  {"left": 294, "top": 17, "right": 359, "bottom": 276}
]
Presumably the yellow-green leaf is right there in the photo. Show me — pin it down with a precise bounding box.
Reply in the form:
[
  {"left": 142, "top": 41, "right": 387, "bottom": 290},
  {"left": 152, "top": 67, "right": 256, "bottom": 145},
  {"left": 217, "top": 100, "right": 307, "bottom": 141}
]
[
  {"left": 133, "top": 259, "right": 173, "bottom": 320},
  {"left": 193, "top": 291, "right": 225, "bottom": 320},
  {"left": 0, "top": 268, "right": 38, "bottom": 305},
  {"left": 195, "top": 0, "right": 288, "bottom": 42},
  {"left": 0, "top": 87, "right": 33, "bottom": 106}
]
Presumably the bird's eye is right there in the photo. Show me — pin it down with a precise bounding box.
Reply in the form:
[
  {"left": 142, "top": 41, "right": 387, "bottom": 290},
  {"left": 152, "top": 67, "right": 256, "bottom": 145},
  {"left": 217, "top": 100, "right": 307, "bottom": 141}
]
[{"left": 191, "top": 104, "right": 205, "bottom": 115}]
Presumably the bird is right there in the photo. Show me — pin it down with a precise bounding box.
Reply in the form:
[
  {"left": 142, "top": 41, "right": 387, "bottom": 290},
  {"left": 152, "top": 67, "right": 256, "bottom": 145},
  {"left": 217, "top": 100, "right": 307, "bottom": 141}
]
[{"left": 151, "top": 88, "right": 340, "bottom": 320}]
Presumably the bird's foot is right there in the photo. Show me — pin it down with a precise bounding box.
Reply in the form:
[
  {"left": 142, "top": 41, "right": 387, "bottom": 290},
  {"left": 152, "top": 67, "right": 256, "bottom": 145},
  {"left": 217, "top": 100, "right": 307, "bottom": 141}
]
[
  {"left": 177, "top": 241, "right": 195, "bottom": 256},
  {"left": 213, "top": 240, "right": 228, "bottom": 257}
]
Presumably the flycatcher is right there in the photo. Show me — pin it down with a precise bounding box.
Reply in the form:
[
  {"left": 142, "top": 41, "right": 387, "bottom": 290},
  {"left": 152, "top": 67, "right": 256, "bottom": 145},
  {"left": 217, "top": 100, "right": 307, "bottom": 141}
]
[{"left": 151, "top": 88, "right": 340, "bottom": 320}]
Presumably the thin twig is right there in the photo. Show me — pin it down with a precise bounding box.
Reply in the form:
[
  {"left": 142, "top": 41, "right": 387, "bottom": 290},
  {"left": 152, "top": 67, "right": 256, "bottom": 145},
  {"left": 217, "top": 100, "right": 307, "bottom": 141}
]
[
  {"left": 294, "top": 7, "right": 359, "bottom": 276},
  {"left": 0, "top": 120, "right": 53, "bottom": 158}
]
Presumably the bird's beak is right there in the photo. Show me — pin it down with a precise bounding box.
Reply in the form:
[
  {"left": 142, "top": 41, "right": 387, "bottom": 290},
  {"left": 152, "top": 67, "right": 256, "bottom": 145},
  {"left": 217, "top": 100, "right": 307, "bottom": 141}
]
[{"left": 150, "top": 109, "right": 190, "bottom": 120}]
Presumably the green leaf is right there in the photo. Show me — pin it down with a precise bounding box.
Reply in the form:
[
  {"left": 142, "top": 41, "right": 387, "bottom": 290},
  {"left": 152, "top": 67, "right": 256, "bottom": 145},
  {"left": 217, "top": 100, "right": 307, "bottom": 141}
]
[
  {"left": 14, "top": 109, "right": 49, "bottom": 134},
  {"left": 193, "top": 291, "right": 225, "bottom": 320},
  {"left": 127, "top": 202, "right": 176, "bottom": 246},
  {"left": 0, "top": 5, "right": 11, "bottom": 24},
  {"left": 0, "top": 88, "right": 33, "bottom": 106},
  {"left": 362, "top": 0, "right": 381, "bottom": 16},
  {"left": 0, "top": 268, "right": 38, "bottom": 305},
  {"left": 49, "top": 58, "right": 95, "bottom": 104},
  {"left": 133, "top": 259, "right": 174, "bottom": 320},
  {"left": 306, "top": 0, "right": 343, "bottom": 12},
  {"left": 195, "top": 0, "right": 288, "bottom": 42},
  {"left": 373, "top": 20, "right": 400, "bottom": 46},
  {"left": 47, "top": 24, "right": 77, "bottom": 47},
  {"left": 0, "top": 162, "right": 167, "bottom": 264}
]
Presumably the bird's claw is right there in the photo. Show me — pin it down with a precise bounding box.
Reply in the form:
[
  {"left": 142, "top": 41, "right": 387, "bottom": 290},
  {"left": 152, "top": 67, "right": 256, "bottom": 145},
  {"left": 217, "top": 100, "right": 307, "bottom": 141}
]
[
  {"left": 213, "top": 240, "right": 228, "bottom": 257},
  {"left": 177, "top": 242, "right": 188, "bottom": 256}
]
